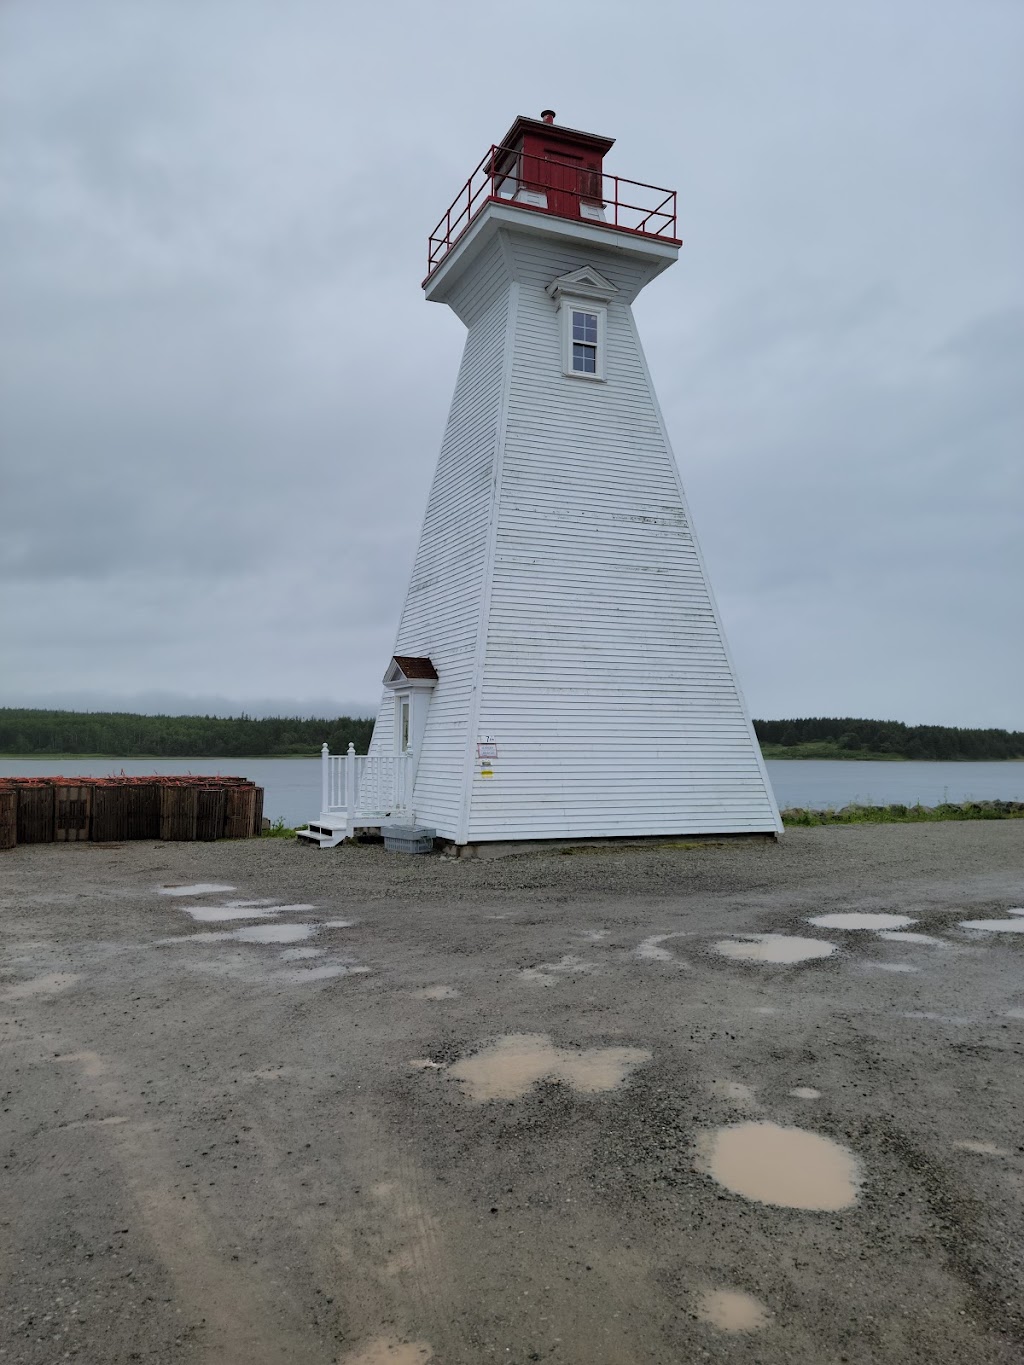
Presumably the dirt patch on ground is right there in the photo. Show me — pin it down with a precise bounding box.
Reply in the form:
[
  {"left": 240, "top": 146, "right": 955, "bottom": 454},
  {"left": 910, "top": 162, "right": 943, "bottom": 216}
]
[{"left": 1, "top": 823, "right": 1022, "bottom": 1363}]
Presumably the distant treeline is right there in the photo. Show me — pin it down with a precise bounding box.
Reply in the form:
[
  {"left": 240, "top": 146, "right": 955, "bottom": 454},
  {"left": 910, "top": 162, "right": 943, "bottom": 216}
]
[
  {"left": 753, "top": 717, "right": 1024, "bottom": 762},
  {"left": 0, "top": 709, "right": 374, "bottom": 758},
  {"left": 2, "top": 708, "right": 1021, "bottom": 763}
]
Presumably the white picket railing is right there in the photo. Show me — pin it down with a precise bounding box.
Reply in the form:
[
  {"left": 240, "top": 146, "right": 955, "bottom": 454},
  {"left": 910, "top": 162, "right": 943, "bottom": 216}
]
[{"left": 321, "top": 743, "right": 412, "bottom": 826}]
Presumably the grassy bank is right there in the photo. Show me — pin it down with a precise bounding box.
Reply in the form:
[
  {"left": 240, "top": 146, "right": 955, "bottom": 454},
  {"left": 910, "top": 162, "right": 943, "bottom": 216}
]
[
  {"left": 764, "top": 740, "right": 1024, "bottom": 761},
  {"left": 781, "top": 800, "right": 1024, "bottom": 826},
  {"left": 274, "top": 808, "right": 1023, "bottom": 839},
  {"left": 264, "top": 819, "right": 298, "bottom": 838},
  {"left": 761, "top": 742, "right": 906, "bottom": 761}
]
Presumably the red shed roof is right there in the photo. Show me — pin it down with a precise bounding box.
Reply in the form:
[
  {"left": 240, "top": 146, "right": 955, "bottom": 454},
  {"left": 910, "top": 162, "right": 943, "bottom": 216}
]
[{"left": 391, "top": 655, "right": 439, "bottom": 680}]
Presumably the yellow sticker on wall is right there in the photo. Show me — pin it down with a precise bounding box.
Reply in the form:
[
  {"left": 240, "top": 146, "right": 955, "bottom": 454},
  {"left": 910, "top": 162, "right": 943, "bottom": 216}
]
[{"left": 480, "top": 767, "right": 494, "bottom": 779}]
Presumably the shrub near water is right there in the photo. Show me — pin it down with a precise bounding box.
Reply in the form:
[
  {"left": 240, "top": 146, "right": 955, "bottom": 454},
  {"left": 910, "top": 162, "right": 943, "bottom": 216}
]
[{"left": 782, "top": 801, "right": 1024, "bottom": 826}]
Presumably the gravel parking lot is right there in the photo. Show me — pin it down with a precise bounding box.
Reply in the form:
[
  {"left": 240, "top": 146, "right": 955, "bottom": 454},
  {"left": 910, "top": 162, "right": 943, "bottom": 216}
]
[{"left": 1, "top": 823, "right": 1022, "bottom": 1364}]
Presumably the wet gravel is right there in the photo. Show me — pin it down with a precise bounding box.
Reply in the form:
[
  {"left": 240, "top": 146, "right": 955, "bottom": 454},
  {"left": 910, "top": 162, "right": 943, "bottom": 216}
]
[{"left": 1, "top": 822, "right": 1022, "bottom": 1364}]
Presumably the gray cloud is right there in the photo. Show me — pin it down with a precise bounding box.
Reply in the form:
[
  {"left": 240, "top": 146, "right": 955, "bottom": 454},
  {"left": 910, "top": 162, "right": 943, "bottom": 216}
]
[{"left": 1, "top": 0, "right": 1021, "bottom": 726}]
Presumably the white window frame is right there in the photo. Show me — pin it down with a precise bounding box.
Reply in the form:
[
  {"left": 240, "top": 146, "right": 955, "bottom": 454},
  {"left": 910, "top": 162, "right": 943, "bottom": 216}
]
[
  {"left": 395, "top": 693, "right": 412, "bottom": 755},
  {"left": 559, "top": 298, "right": 607, "bottom": 382}
]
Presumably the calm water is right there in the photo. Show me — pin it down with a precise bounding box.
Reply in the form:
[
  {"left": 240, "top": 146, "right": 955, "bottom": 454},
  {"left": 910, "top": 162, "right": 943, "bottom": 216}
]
[
  {"left": 2, "top": 756, "right": 1023, "bottom": 827},
  {"left": 765, "top": 759, "right": 1024, "bottom": 811}
]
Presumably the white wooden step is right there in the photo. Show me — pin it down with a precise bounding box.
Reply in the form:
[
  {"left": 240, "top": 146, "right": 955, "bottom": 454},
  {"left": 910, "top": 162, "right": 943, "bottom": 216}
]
[{"left": 295, "top": 821, "right": 348, "bottom": 848}]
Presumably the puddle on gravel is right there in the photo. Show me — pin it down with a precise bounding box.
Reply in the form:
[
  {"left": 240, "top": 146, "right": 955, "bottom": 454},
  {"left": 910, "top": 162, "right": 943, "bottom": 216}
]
[
  {"left": 323, "top": 919, "right": 356, "bottom": 928},
  {"left": 959, "top": 918, "right": 1024, "bottom": 933},
  {"left": 185, "top": 906, "right": 277, "bottom": 923},
  {"left": 520, "top": 954, "right": 595, "bottom": 985},
  {"left": 789, "top": 1087, "right": 821, "bottom": 1100},
  {"left": 1006, "top": 1008, "right": 1024, "bottom": 1020},
  {"left": 159, "top": 883, "right": 236, "bottom": 897},
  {"left": 695, "top": 1287, "right": 771, "bottom": 1333},
  {"left": 413, "top": 985, "right": 459, "bottom": 1000},
  {"left": 448, "top": 1033, "right": 651, "bottom": 1102},
  {"left": 712, "top": 1080, "right": 757, "bottom": 1106},
  {"left": 696, "top": 1121, "right": 861, "bottom": 1210},
  {"left": 713, "top": 934, "right": 835, "bottom": 965},
  {"left": 809, "top": 912, "right": 914, "bottom": 930},
  {"left": 953, "top": 1140, "right": 1008, "bottom": 1156},
  {"left": 161, "top": 924, "right": 317, "bottom": 945},
  {"left": 636, "top": 933, "right": 681, "bottom": 961},
  {"left": 1, "top": 971, "right": 80, "bottom": 1001},
  {"left": 279, "top": 947, "right": 325, "bottom": 960},
  {"left": 184, "top": 902, "right": 315, "bottom": 923},
  {"left": 340, "top": 1337, "right": 434, "bottom": 1364},
  {"left": 234, "top": 924, "right": 319, "bottom": 944},
  {"left": 878, "top": 930, "right": 944, "bottom": 946},
  {"left": 408, "top": 1058, "right": 444, "bottom": 1070}
]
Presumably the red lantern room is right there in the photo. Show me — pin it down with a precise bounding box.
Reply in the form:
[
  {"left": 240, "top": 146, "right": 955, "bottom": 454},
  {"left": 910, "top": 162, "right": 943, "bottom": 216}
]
[
  {"left": 491, "top": 110, "right": 613, "bottom": 221},
  {"left": 426, "top": 110, "right": 679, "bottom": 280}
]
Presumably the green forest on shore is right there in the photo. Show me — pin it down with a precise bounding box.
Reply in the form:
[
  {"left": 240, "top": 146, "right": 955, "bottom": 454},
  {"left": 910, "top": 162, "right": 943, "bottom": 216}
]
[
  {"left": 0, "top": 709, "right": 373, "bottom": 758},
  {"left": 754, "top": 716, "right": 1024, "bottom": 761},
  {"left": 0, "top": 708, "right": 1021, "bottom": 762}
]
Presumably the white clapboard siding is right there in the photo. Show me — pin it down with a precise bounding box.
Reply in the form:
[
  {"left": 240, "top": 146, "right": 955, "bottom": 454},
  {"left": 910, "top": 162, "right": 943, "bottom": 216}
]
[
  {"left": 367, "top": 247, "right": 512, "bottom": 839},
  {"left": 370, "top": 206, "right": 781, "bottom": 842}
]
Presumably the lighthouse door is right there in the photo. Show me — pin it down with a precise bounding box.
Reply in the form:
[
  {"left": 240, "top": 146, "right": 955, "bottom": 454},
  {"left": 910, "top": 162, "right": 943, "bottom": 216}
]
[{"left": 544, "top": 151, "right": 583, "bottom": 219}]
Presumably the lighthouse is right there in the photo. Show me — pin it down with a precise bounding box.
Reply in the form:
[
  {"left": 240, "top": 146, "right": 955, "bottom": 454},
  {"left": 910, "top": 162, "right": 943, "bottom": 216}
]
[{"left": 306, "top": 112, "right": 781, "bottom": 848}]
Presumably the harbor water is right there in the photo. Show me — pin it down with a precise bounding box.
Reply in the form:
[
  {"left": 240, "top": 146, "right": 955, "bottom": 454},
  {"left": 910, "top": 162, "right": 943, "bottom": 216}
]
[{"left": 2, "top": 757, "right": 1023, "bottom": 828}]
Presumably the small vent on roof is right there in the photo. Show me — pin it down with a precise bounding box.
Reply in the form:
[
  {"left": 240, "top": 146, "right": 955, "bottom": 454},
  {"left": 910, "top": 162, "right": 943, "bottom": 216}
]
[{"left": 541, "top": 109, "right": 556, "bottom": 124}]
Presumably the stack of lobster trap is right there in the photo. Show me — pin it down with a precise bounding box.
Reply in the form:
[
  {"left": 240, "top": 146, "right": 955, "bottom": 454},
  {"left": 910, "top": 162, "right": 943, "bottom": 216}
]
[{"left": 0, "top": 775, "right": 264, "bottom": 850}]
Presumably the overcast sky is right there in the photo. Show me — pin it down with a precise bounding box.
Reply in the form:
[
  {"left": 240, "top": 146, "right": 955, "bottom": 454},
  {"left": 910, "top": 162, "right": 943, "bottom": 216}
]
[{"left": 1, "top": 0, "right": 1021, "bottom": 727}]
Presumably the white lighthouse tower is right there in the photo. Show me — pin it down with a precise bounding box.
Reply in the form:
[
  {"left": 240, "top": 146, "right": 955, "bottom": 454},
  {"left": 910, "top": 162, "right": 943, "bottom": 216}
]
[{"left": 306, "top": 112, "right": 781, "bottom": 849}]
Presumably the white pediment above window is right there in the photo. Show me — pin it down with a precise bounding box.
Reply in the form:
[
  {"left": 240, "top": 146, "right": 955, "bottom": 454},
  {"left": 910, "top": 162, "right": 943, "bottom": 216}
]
[{"left": 544, "top": 266, "right": 619, "bottom": 304}]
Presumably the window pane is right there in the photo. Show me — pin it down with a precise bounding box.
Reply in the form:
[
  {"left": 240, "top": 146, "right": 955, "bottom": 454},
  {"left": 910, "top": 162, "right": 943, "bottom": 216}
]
[
  {"left": 572, "top": 343, "right": 597, "bottom": 373},
  {"left": 572, "top": 310, "right": 598, "bottom": 343}
]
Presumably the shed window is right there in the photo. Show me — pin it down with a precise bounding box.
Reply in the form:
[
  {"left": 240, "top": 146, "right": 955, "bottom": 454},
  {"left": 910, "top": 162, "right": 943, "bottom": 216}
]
[{"left": 399, "top": 697, "right": 411, "bottom": 753}]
